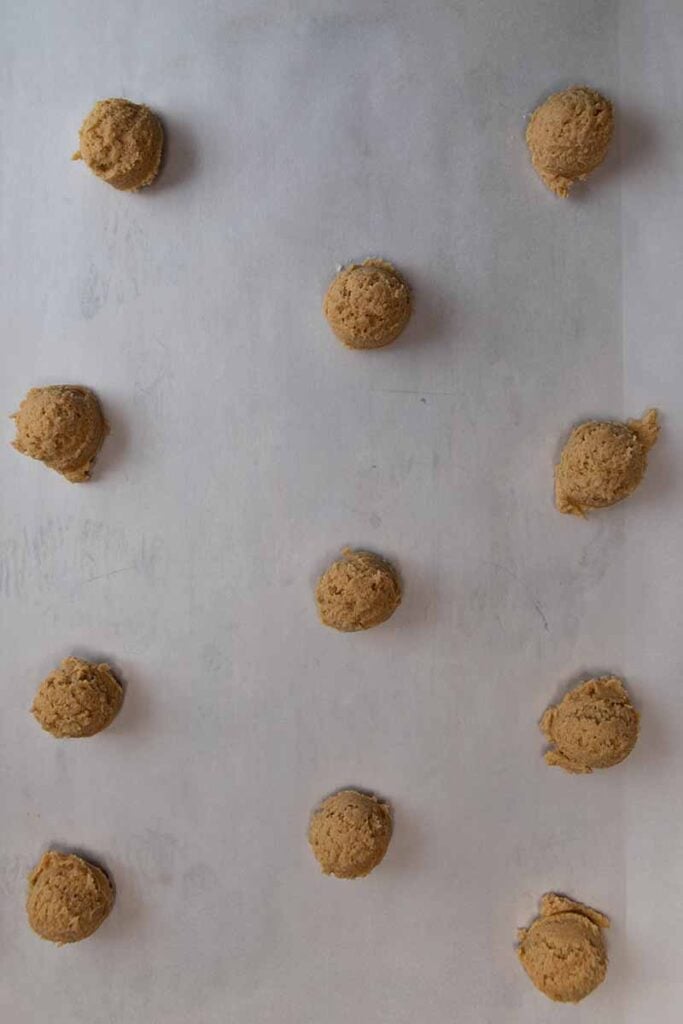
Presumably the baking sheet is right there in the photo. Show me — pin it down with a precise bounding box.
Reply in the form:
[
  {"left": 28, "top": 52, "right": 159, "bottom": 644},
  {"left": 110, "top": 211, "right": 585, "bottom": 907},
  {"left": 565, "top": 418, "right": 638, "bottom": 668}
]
[{"left": 1, "top": 1, "right": 683, "bottom": 1021}]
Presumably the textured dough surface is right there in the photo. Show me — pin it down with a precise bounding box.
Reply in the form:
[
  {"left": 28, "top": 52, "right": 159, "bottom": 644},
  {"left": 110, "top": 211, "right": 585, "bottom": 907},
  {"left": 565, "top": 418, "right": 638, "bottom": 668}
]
[
  {"left": 555, "top": 409, "right": 659, "bottom": 516},
  {"left": 316, "top": 548, "right": 402, "bottom": 631},
  {"left": 541, "top": 676, "right": 639, "bottom": 773},
  {"left": 309, "top": 790, "right": 392, "bottom": 878},
  {"left": 526, "top": 86, "right": 614, "bottom": 197},
  {"left": 518, "top": 893, "right": 609, "bottom": 1003},
  {"left": 12, "top": 385, "right": 108, "bottom": 482},
  {"left": 27, "top": 851, "right": 114, "bottom": 944},
  {"left": 323, "top": 259, "right": 411, "bottom": 349},
  {"left": 32, "top": 656, "right": 123, "bottom": 738},
  {"left": 73, "top": 98, "right": 163, "bottom": 191}
]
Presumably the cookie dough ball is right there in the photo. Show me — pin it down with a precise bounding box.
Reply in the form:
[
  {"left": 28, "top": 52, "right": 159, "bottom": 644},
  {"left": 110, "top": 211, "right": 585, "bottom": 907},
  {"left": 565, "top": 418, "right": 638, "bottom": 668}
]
[
  {"left": 323, "top": 259, "right": 411, "bottom": 349},
  {"left": 316, "top": 548, "right": 402, "bottom": 632},
  {"left": 308, "top": 789, "right": 392, "bottom": 879},
  {"left": 555, "top": 409, "right": 659, "bottom": 516},
  {"left": 518, "top": 894, "right": 609, "bottom": 1003},
  {"left": 73, "top": 98, "right": 163, "bottom": 191},
  {"left": 27, "top": 851, "right": 114, "bottom": 944},
  {"left": 541, "top": 676, "right": 639, "bottom": 774},
  {"left": 32, "top": 657, "right": 123, "bottom": 738},
  {"left": 12, "top": 385, "right": 108, "bottom": 482},
  {"left": 526, "top": 86, "right": 614, "bottom": 197}
]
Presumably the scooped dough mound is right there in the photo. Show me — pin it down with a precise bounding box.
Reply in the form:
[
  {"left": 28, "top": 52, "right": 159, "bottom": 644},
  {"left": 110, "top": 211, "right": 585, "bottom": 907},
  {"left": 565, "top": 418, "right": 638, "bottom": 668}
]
[
  {"left": 316, "top": 548, "right": 402, "bottom": 631},
  {"left": 73, "top": 98, "right": 163, "bottom": 191},
  {"left": 32, "top": 657, "right": 123, "bottom": 738},
  {"left": 323, "top": 259, "right": 411, "bottom": 349},
  {"left": 526, "top": 86, "right": 614, "bottom": 197},
  {"left": 518, "top": 893, "right": 609, "bottom": 1003},
  {"left": 555, "top": 409, "right": 659, "bottom": 516},
  {"left": 12, "top": 385, "right": 108, "bottom": 482},
  {"left": 541, "top": 676, "right": 639, "bottom": 773},
  {"left": 27, "top": 851, "right": 114, "bottom": 944},
  {"left": 308, "top": 789, "right": 392, "bottom": 879}
]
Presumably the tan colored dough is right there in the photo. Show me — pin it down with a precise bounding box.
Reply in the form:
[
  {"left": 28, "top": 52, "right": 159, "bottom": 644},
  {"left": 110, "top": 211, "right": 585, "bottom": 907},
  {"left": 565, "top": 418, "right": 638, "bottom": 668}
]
[
  {"left": 323, "top": 259, "right": 411, "bottom": 349},
  {"left": 555, "top": 409, "right": 659, "bottom": 516},
  {"left": 32, "top": 657, "right": 123, "bottom": 738},
  {"left": 518, "top": 893, "right": 609, "bottom": 1003},
  {"left": 308, "top": 789, "right": 392, "bottom": 879},
  {"left": 316, "top": 548, "right": 402, "bottom": 631},
  {"left": 12, "top": 385, "right": 108, "bottom": 482},
  {"left": 73, "top": 98, "right": 163, "bottom": 191},
  {"left": 27, "top": 851, "right": 114, "bottom": 944},
  {"left": 541, "top": 676, "right": 639, "bottom": 773},
  {"left": 526, "top": 86, "right": 614, "bottom": 197}
]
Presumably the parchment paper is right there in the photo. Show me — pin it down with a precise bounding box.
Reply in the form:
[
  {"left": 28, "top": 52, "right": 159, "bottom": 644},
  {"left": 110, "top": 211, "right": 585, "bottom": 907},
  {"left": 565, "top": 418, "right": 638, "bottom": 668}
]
[{"left": 1, "top": 2, "right": 682, "bottom": 1021}]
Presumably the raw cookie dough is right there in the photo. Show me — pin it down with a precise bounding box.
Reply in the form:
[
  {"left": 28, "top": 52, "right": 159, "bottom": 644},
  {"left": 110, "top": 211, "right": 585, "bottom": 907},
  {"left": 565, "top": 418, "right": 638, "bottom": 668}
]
[
  {"left": 323, "top": 259, "right": 411, "bottom": 349},
  {"left": 518, "top": 893, "right": 609, "bottom": 1003},
  {"left": 526, "top": 86, "right": 614, "bottom": 197},
  {"left": 12, "top": 385, "right": 108, "bottom": 482},
  {"left": 316, "top": 548, "right": 402, "bottom": 631},
  {"left": 73, "top": 98, "right": 163, "bottom": 191},
  {"left": 555, "top": 408, "right": 659, "bottom": 516},
  {"left": 32, "top": 657, "right": 123, "bottom": 738},
  {"left": 308, "top": 789, "right": 392, "bottom": 879},
  {"left": 541, "top": 676, "right": 639, "bottom": 773},
  {"left": 27, "top": 851, "right": 114, "bottom": 944}
]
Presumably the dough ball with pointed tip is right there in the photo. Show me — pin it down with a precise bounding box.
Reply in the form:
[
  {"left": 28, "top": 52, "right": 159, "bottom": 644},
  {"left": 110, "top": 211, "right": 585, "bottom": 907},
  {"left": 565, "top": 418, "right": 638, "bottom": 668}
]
[{"left": 555, "top": 409, "right": 659, "bottom": 516}]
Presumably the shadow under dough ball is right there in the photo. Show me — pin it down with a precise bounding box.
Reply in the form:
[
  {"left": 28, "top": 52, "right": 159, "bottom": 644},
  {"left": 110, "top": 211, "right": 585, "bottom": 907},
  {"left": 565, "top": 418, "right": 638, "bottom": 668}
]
[
  {"left": 32, "top": 656, "right": 123, "bottom": 738},
  {"left": 541, "top": 676, "right": 639, "bottom": 774},
  {"left": 12, "top": 385, "right": 108, "bottom": 482},
  {"left": 323, "top": 259, "right": 411, "bottom": 349},
  {"left": 526, "top": 86, "right": 614, "bottom": 197},
  {"left": 308, "top": 789, "right": 392, "bottom": 879},
  {"left": 518, "top": 894, "right": 609, "bottom": 1003},
  {"left": 27, "top": 851, "right": 114, "bottom": 945},
  {"left": 316, "top": 548, "right": 402, "bottom": 631},
  {"left": 555, "top": 408, "right": 659, "bottom": 516},
  {"left": 73, "top": 98, "right": 163, "bottom": 191}
]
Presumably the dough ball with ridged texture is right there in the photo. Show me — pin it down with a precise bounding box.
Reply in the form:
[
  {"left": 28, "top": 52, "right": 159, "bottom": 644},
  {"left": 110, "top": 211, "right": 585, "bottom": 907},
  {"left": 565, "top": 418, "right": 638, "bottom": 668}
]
[
  {"left": 526, "top": 86, "right": 614, "bottom": 197},
  {"left": 12, "top": 385, "right": 108, "bottom": 482},
  {"left": 323, "top": 259, "right": 411, "bottom": 349},
  {"left": 316, "top": 549, "right": 402, "bottom": 631},
  {"left": 32, "top": 657, "right": 123, "bottom": 738},
  {"left": 555, "top": 409, "right": 659, "bottom": 516},
  {"left": 27, "top": 851, "right": 114, "bottom": 944},
  {"left": 309, "top": 790, "right": 392, "bottom": 879},
  {"left": 518, "top": 894, "right": 609, "bottom": 1003},
  {"left": 541, "top": 676, "right": 639, "bottom": 773},
  {"left": 73, "top": 98, "right": 163, "bottom": 191}
]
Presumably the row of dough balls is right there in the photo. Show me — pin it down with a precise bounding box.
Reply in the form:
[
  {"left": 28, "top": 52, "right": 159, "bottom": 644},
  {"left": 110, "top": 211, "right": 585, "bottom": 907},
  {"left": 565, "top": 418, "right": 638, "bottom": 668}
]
[
  {"left": 25, "top": 850, "right": 608, "bottom": 1005},
  {"left": 33, "top": 657, "right": 640, "bottom": 774},
  {"left": 31, "top": 655, "right": 643, "bottom": 774},
  {"left": 74, "top": 86, "right": 613, "bottom": 201},
  {"left": 9, "top": 386, "right": 661, "bottom": 520},
  {"left": 26, "top": 809, "right": 610, "bottom": 1005}
]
